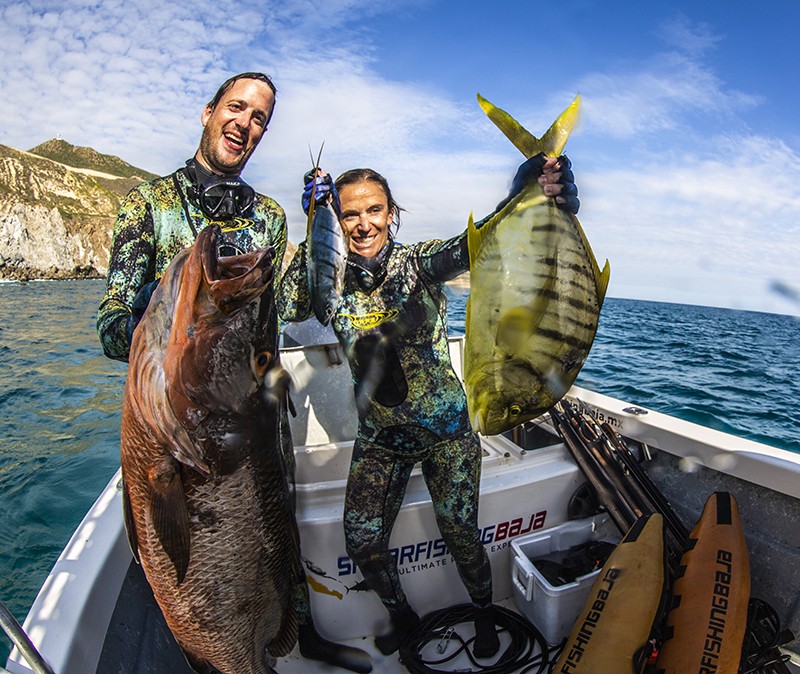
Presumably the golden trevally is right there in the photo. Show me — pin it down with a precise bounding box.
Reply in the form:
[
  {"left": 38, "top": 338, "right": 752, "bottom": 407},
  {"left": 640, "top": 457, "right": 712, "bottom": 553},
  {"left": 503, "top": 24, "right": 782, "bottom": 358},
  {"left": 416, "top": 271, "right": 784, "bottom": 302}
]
[{"left": 464, "top": 94, "right": 610, "bottom": 436}]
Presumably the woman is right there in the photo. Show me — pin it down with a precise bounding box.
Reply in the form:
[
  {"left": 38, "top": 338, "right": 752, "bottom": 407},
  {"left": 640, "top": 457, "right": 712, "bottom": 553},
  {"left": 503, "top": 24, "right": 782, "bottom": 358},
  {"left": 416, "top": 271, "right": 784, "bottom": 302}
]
[{"left": 278, "top": 156, "right": 578, "bottom": 657}]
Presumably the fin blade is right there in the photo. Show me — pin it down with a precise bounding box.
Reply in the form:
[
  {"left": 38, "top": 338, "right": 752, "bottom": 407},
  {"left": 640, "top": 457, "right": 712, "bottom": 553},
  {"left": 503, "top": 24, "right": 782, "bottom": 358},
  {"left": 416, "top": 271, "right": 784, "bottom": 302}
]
[
  {"left": 466, "top": 210, "right": 497, "bottom": 267},
  {"left": 305, "top": 142, "right": 325, "bottom": 235},
  {"left": 570, "top": 211, "right": 611, "bottom": 304},
  {"left": 540, "top": 94, "right": 581, "bottom": 157},
  {"left": 477, "top": 93, "right": 543, "bottom": 158},
  {"left": 122, "top": 477, "right": 140, "bottom": 564}
]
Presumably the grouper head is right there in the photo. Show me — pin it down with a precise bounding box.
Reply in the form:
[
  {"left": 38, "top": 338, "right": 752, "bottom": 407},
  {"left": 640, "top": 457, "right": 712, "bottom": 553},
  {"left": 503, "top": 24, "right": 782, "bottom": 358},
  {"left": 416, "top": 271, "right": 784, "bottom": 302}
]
[
  {"left": 166, "top": 223, "right": 279, "bottom": 412},
  {"left": 129, "top": 224, "right": 281, "bottom": 474},
  {"left": 467, "top": 359, "right": 570, "bottom": 436}
]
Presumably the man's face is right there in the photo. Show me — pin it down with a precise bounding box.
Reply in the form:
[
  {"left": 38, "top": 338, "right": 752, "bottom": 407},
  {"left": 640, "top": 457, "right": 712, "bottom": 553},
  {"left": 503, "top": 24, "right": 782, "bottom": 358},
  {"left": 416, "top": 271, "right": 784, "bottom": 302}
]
[{"left": 197, "top": 78, "right": 275, "bottom": 175}]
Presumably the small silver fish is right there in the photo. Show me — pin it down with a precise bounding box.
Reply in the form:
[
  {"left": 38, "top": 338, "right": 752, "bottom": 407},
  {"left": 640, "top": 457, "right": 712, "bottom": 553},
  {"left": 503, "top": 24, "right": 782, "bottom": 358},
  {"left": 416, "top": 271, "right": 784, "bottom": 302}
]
[{"left": 306, "top": 146, "right": 347, "bottom": 325}]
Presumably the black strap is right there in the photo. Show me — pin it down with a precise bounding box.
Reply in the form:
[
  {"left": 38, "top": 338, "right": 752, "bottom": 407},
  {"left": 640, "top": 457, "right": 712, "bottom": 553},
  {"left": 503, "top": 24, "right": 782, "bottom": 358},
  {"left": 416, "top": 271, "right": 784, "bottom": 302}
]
[{"left": 173, "top": 172, "right": 199, "bottom": 237}]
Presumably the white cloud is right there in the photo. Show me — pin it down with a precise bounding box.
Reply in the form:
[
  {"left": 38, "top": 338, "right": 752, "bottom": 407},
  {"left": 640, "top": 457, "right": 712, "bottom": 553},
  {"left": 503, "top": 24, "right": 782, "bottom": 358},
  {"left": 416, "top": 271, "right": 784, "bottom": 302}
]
[{"left": 0, "top": 2, "right": 797, "bottom": 314}]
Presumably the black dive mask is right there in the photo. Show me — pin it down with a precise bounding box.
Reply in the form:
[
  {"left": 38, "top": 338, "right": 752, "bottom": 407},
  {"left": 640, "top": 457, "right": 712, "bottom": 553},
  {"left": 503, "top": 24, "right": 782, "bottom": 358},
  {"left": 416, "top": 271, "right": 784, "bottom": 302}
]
[
  {"left": 184, "top": 159, "right": 255, "bottom": 220},
  {"left": 347, "top": 238, "right": 394, "bottom": 292}
]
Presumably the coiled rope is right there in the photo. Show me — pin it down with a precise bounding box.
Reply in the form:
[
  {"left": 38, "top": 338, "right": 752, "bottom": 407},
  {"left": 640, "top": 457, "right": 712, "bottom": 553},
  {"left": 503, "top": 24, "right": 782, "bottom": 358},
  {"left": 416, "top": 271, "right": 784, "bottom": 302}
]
[{"left": 398, "top": 603, "right": 558, "bottom": 674}]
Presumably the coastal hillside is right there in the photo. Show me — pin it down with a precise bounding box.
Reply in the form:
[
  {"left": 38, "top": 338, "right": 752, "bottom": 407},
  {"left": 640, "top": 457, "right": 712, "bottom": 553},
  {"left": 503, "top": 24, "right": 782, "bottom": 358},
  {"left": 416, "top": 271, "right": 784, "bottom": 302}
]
[
  {"left": 0, "top": 140, "right": 298, "bottom": 282},
  {"left": 0, "top": 140, "right": 155, "bottom": 281}
]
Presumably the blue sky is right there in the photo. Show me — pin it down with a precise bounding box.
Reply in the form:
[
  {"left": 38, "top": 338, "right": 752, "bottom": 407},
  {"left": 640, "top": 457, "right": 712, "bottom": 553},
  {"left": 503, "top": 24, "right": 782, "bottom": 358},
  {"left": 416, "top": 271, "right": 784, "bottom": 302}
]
[{"left": 1, "top": 0, "right": 799, "bottom": 315}]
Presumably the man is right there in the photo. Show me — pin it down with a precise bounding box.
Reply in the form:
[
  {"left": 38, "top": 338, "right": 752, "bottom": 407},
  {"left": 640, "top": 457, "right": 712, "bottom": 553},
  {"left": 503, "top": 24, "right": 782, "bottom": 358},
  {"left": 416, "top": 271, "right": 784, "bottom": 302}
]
[
  {"left": 98, "top": 72, "right": 371, "bottom": 673},
  {"left": 98, "top": 72, "right": 283, "bottom": 358}
]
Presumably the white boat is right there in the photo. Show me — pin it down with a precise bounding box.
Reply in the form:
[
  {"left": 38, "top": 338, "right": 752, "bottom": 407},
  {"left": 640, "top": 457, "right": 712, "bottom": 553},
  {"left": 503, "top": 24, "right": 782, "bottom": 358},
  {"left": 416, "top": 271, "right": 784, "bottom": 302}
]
[{"left": 4, "top": 333, "right": 799, "bottom": 674}]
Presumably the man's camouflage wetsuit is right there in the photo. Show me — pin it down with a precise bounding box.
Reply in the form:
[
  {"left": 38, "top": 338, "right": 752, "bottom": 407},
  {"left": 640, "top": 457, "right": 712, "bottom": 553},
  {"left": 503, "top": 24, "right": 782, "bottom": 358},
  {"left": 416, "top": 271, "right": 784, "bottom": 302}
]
[
  {"left": 278, "top": 232, "right": 493, "bottom": 616},
  {"left": 97, "top": 167, "right": 286, "bottom": 362},
  {"left": 95, "top": 166, "right": 329, "bottom": 625}
]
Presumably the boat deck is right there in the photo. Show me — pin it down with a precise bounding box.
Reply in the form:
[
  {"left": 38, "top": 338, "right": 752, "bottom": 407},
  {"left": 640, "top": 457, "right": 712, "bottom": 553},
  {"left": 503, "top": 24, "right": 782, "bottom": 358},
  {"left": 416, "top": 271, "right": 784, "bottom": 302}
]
[{"left": 96, "top": 558, "right": 552, "bottom": 674}]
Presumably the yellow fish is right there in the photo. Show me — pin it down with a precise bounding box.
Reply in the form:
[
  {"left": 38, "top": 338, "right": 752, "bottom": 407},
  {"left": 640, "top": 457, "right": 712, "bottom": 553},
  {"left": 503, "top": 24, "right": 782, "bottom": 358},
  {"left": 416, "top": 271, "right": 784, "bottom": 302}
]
[{"left": 464, "top": 94, "right": 610, "bottom": 435}]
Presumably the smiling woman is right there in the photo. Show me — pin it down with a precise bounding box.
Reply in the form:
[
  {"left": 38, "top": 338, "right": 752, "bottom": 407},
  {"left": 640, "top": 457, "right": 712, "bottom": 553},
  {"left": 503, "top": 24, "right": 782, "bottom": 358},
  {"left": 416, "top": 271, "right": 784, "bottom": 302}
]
[
  {"left": 335, "top": 168, "right": 401, "bottom": 259},
  {"left": 278, "top": 156, "right": 580, "bottom": 658}
]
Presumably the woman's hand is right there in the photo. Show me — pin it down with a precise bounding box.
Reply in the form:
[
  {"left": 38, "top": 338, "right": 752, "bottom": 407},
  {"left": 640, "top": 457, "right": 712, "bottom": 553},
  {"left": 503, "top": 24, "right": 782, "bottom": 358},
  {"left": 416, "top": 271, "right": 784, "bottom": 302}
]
[
  {"left": 302, "top": 169, "right": 340, "bottom": 216},
  {"left": 540, "top": 155, "right": 580, "bottom": 215}
]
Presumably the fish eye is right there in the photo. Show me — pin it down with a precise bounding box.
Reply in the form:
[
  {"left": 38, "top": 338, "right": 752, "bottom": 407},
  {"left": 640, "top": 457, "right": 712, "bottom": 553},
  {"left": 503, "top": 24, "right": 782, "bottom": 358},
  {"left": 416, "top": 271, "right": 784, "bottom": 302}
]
[
  {"left": 255, "top": 352, "right": 272, "bottom": 378},
  {"left": 509, "top": 404, "right": 522, "bottom": 417}
]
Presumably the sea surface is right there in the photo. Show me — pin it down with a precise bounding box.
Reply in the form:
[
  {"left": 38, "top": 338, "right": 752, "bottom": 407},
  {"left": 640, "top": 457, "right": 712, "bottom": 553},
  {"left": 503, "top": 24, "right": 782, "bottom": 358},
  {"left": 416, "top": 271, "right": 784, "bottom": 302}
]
[{"left": 0, "top": 280, "right": 798, "bottom": 661}]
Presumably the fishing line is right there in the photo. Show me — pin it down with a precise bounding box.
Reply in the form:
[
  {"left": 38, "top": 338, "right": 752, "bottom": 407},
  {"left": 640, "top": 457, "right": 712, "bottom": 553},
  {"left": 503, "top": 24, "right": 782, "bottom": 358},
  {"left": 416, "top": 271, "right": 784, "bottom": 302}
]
[{"left": 398, "top": 603, "right": 556, "bottom": 674}]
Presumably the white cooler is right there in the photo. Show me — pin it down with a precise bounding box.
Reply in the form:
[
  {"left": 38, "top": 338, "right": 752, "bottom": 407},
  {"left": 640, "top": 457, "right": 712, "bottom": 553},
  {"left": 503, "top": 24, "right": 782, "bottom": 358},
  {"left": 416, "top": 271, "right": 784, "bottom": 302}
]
[{"left": 510, "top": 514, "right": 614, "bottom": 644}]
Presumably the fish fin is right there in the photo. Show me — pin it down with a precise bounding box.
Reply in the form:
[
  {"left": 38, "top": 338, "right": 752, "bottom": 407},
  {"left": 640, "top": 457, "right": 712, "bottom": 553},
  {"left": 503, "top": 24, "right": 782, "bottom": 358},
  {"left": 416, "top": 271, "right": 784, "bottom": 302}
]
[
  {"left": 466, "top": 210, "right": 501, "bottom": 264},
  {"left": 268, "top": 607, "right": 299, "bottom": 658},
  {"left": 477, "top": 93, "right": 581, "bottom": 158},
  {"left": 465, "top": 293, "right": 472, "bottom": 339},
  {"left": 597, "top": 259, "right": 611, "bottom": 303},
  {"left": 269, "top": 512, "right": 301, "bottom": 659},
  {"left": 149, "top": 462, "right": 191, "bottom": 585},
  {"left": 180, "top": 650, "right": 218, "bottom": 674},
  {"left": 571, "top": 213, "right": 611, "bottom": 304},
  {"left": 121, "top": 478, "right": 140, "bottom": 564}
]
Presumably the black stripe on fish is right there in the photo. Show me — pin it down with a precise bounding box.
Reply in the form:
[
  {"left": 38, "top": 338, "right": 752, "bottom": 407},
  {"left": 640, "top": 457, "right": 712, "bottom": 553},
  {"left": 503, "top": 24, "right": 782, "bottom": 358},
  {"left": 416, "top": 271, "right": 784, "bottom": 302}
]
[
  {"left": 529, "top": 222, "right": 583, "bottom": 245},
  {"left": 535, "top": 326, "right": 595, "bottom": 350}
]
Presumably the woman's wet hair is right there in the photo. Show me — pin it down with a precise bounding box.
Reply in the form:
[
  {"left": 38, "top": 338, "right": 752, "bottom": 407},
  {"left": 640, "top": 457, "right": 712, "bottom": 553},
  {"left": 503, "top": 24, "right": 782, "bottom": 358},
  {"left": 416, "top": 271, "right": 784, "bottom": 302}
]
[
  {"left": 207, "top": 72, "right": 277, "bottom": 116},
  {"left": 335, "top": 168, "right": 404, "bottom": 234}
]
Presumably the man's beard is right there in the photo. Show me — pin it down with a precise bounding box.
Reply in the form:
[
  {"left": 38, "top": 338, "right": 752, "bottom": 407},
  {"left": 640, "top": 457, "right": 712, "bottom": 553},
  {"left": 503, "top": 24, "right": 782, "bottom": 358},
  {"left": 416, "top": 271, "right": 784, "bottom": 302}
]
[{"left": 198, "top": 125, "right": 249, "bottom": 176}]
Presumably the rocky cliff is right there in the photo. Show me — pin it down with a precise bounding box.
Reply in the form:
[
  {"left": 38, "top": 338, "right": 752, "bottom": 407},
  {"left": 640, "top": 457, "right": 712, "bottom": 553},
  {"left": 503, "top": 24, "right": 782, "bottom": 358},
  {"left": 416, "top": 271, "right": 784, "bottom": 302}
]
[
  {"left": 0, "top": 141, "right": 298, "bottom": 282},
  {"left": 0, "top": 140, "right": 157, "bottom": 281}
]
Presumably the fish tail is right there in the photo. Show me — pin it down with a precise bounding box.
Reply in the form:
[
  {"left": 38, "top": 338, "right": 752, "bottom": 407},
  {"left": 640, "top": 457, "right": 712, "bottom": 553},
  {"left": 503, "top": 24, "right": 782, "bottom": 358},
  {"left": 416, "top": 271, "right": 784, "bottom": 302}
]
[
  {"left": 477, "top": 93, "right": 581, "bottom": 158},
  {"left": 305, "top": 143, "right": 326, "bottom": 236}
]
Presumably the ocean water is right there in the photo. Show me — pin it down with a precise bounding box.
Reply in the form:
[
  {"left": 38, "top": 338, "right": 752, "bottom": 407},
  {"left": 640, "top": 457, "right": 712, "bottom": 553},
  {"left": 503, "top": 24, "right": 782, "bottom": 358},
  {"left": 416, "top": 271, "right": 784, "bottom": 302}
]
[{"left": 0, "top": 280, "right": 798, "bottom": 661}]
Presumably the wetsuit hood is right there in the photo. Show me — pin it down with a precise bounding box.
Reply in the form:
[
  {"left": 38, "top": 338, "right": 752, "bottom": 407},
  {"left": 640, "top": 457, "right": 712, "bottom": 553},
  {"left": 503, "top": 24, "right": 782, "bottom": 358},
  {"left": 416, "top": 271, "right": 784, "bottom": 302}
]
[{"left": 347, "top": 238, "right": 394, "bottom": 292}]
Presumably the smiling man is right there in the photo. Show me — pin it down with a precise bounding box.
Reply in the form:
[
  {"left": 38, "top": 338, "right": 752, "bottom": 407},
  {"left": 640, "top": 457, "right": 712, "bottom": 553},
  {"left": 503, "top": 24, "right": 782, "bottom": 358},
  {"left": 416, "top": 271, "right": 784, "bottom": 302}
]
[
  {"left": 198, "top": 76, "right": 273, "bottom": 175},
  {"left": 97, "top": 73, "right": 371, "bottom": 674},
  {"left": 98, "top": 72, "right": 283, "bottom": 361}
]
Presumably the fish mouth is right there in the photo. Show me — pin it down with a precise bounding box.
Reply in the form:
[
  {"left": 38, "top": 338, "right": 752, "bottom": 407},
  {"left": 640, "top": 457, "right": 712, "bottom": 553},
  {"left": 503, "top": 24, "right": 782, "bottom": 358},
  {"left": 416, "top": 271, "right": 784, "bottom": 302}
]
[{"left": 198, "top": 225, "right": 275, "bottom": 315}]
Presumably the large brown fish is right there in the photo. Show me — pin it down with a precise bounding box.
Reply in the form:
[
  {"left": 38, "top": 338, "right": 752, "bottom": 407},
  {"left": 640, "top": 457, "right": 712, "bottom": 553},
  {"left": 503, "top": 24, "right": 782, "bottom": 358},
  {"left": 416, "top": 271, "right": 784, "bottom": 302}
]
[{"left": 120, "top": 224, "right": 300, "bottom": 674}]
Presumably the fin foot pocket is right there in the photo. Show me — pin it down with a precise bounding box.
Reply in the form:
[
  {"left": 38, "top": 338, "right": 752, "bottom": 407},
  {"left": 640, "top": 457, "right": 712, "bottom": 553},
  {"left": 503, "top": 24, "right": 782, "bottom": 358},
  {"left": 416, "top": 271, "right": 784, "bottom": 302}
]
[{"left": 298, "top": 622, "right": 373, "bottom": 673}]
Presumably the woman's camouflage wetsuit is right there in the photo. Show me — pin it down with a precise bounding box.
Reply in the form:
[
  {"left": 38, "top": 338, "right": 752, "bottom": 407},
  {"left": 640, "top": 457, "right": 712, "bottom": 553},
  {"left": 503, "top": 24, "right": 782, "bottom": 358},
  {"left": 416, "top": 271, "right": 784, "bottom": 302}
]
[{"left": 278, "top": 233, "right": 493, "bottom": 612}]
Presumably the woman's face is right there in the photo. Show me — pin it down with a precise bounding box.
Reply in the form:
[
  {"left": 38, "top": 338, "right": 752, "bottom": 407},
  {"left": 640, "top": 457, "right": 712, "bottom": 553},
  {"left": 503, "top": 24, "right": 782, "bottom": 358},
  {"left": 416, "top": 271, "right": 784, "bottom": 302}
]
[{"left": 338, "top": 180, "right": 392, "bottom": 258}]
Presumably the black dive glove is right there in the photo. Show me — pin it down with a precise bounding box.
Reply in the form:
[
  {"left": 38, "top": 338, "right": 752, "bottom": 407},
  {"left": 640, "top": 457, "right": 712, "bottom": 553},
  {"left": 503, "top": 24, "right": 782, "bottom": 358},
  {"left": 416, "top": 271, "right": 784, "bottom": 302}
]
[
  {"left": 491, "top": 152, "right": 580, "bottom": 216},
  {"left": 301, "top": 170, "right": 341, "bottom": 217},
  {"left": 554, "top": 155, "right": 580, "bottom": 215},
  {"left": 125, "top": 279, "right": 159, "bottom": 345}
]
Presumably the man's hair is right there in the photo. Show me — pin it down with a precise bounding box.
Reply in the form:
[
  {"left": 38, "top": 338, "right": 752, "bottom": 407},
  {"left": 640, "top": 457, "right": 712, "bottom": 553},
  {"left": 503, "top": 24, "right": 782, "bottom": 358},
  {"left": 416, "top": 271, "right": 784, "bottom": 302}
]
[{"left": 207, "top": 72, "right": 277, "bottom": 111}]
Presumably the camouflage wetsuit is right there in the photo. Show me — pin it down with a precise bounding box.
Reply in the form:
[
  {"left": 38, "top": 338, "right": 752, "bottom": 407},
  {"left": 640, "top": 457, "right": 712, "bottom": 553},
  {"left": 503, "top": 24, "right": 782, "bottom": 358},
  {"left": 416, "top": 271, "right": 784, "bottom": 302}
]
[
  {"left": 278, "top": 233, "right": 494, "bottom": 612},
  {"left": 97, "top": 167, "right": 286, "bottom": 362},
  {"left": 95, "top": 166, "right": 323, "bottom": 623}
]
